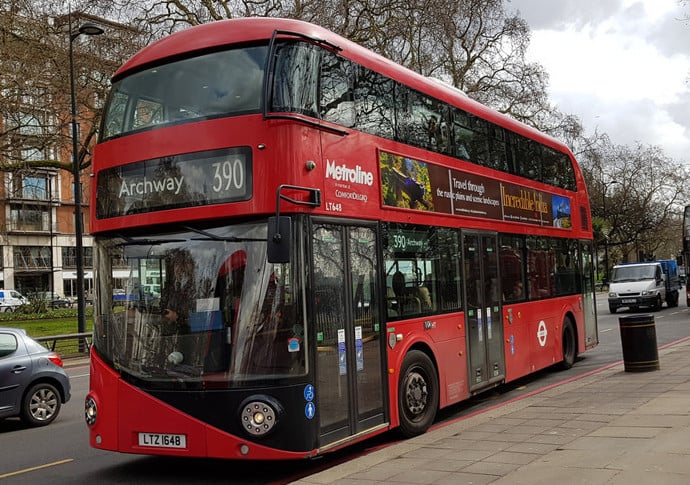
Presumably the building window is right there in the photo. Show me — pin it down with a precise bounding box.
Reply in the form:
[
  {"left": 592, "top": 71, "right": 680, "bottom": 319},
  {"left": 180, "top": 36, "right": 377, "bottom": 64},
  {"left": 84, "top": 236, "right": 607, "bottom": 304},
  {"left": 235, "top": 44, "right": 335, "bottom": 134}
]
[
  {"left": 9, "top": 204, "right": 49, "bottom": 231},
  {"left": 19, "top": 175, "right": 47, "bottom": 199},
  {"left": 11, "top": 173, "right": 51, "bottom": 200},
  {"left": 14, "top": 246, "right": 52, "bottom": 270},
  {"left": 62, "top": 247, "right": 93, "bottom": 268}
]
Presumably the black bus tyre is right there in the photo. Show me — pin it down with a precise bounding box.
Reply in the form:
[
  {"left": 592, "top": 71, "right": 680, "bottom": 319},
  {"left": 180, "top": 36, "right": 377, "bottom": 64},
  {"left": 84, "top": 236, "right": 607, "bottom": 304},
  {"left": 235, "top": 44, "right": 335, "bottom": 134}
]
[
  {"left": 560, "top": 317, "right": 577, "bottom": 370},
  {"left": 21, "top": 382, "right": 61, "bottom": 427},
  {"left": 398, "top": 350, "right": 438, "bottom": 438}
]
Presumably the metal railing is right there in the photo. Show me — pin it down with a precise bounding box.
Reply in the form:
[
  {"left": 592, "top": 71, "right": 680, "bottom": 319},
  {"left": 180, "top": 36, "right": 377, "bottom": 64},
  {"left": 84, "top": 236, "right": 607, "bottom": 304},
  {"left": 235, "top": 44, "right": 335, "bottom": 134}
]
[{"left": 35, "top": 332, "right": 91, "bottom": 357}]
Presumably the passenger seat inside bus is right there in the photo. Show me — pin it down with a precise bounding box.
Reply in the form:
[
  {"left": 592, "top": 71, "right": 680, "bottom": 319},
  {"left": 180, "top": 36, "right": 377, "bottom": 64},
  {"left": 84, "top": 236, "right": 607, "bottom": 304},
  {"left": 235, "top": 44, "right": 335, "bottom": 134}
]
[
  {"left": 392, "top": 271, "right": 422, "bottom": 315},
  {"left": 417, "top": 285, "right": 432, "bottom": 311}
]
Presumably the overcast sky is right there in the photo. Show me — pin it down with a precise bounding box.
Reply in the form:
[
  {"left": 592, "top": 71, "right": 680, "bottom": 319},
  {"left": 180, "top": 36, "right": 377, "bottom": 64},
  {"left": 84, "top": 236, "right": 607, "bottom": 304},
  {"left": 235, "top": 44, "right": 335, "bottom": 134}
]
[{"left": 506, "top": 0, "right": 690, "bottom": 163}]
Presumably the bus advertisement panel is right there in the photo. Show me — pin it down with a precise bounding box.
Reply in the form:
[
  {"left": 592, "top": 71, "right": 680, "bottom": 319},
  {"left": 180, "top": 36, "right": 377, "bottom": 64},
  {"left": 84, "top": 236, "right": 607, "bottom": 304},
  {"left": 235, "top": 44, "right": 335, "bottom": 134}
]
[{"left": 379, "top": 151, "right": 571, "bottom": 228}]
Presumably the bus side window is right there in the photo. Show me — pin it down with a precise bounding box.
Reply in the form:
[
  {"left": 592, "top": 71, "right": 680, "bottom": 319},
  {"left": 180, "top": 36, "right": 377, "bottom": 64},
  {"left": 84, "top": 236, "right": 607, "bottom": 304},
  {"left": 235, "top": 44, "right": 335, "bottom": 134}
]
[
  {"left": 500, "top": 235, "right": 526, "bottom": 303},
  {"left": 386, "top": 287, "right": 398, "bottom": 317},
  {"left": 354, "top": 67, "right": 394, "bottom": 139},
  {"left": 384, "top": 224, "right": 461, "bottom": 317},
  {"left": 320, "top": 52, "right": 355, "bottom": 127},
  {"left": 272, "top": 43, "right": 319, "bottom": 117}
]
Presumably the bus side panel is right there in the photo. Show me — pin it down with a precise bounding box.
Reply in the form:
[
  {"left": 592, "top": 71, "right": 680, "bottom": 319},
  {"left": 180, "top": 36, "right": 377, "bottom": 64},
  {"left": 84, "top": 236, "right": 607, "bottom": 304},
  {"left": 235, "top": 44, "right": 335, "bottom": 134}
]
[
  {"left": 425, "top": 312, "right": 468, "bottom": 407},
  {"left": 527, "top": 308, "right": 560, "bottom": 371},
  {"left": 502, "top": 303, "right": 533, "bottom": 382},
  {"left": 503, "top": 296, "right": 582, "bottom": 383},
  {"left": 318, "top": 130, "right": 381, "bottom": 218},
  {"left": 385, "top": 313, "right": 467, "bottom": 427},
  {"left": 552, "top": 298, "right": 585, "bottom": 365}
]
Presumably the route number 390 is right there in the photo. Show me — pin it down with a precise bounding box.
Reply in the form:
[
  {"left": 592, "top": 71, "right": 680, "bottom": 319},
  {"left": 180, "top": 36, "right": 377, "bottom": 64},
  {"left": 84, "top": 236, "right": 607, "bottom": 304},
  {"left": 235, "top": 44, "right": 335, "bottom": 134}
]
[{"left": 212, "top": 159, "right": 245, "bottom": 192}]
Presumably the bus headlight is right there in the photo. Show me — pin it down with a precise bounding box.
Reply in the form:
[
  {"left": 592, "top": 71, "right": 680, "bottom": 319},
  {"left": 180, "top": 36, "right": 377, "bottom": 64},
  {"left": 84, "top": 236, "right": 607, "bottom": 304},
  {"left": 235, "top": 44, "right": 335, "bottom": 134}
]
[
  {"left": 85, "top": 396, "right": 98, "bottom": 426},
  {"left": 239, "top": 396, "right": 283, "bottom": 437}
]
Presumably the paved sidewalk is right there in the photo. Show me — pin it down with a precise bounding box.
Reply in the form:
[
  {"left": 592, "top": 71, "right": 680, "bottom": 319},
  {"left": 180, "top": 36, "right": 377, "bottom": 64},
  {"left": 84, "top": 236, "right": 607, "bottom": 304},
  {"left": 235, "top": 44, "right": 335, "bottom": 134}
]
[{"left": 293, "top": 338, "right": 690, "bottom": 485}]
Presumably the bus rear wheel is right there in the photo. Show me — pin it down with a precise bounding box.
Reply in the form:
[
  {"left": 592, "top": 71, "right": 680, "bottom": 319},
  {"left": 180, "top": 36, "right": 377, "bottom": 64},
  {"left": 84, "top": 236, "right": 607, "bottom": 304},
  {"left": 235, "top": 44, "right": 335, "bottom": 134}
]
[
  {"left": 398, "top": 350, "right": 438, "bottom": 438},
  {"left": 560, "top": 317, "right": 577, "bottom": 370}
]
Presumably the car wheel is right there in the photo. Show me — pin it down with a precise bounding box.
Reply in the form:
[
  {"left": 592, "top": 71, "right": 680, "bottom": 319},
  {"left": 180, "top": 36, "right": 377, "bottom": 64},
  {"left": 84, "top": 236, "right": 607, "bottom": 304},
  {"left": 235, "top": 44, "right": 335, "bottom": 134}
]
[{"left": 21, "top": 382, "right": 62, "bottom": 427}]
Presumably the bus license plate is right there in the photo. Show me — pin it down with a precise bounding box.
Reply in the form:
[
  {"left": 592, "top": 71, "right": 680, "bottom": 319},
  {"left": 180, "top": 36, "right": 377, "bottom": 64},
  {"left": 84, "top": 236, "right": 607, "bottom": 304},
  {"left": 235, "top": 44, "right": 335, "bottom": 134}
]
[
  {"left": 138, "top": 432, "right": 187, "bottom": 449},
  {"left": 622, "top": 299, "right": 636, "bottom": 304}
]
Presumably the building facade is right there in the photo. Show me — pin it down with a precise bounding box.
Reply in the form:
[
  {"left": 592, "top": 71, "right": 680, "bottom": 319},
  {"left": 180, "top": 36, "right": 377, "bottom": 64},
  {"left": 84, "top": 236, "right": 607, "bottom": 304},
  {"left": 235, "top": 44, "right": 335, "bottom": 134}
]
[{"left": 0, "top": 168, "right": 93, "bottom": 300}]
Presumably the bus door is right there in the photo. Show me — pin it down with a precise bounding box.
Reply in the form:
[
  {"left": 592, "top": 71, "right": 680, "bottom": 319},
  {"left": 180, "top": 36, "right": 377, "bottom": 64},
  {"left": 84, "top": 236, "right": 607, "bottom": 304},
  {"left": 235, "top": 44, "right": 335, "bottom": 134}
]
[
  {"left": 581, "top": 241, "right": 598, "bottom": 348},
  {"left": 311, "top": 221, "right": 387, "bottom": 448},
  {"left": 463, "top": 232, "right": 505, "bottom": 393}
]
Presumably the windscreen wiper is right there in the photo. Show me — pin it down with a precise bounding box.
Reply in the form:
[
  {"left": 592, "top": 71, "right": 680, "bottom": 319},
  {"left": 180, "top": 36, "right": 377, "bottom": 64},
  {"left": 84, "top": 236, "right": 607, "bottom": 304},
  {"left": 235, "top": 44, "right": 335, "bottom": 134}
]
[
  {"left": 181, "top": 225, "right": 265, "bottom": 242},
  {"left": 114, "top": 234, "right": 187, "bottom": 246}
]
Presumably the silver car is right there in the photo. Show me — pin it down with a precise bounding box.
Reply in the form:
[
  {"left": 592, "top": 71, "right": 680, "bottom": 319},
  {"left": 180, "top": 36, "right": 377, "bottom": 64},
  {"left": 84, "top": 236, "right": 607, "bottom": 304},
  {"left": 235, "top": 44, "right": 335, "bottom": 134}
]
[{"left": 0, "top": 327, "right": 71, "bottom": 426}]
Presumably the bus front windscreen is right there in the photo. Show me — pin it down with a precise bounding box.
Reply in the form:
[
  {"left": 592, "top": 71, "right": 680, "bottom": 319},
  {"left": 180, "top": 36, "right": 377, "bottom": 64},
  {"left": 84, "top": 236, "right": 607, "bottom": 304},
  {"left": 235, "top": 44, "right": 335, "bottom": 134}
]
[
  {"left": 101, "top": 45, "right": 268, "bottom": 140},
  {"left": 92, "top": 222, "right": 306, "bottom": 386}
]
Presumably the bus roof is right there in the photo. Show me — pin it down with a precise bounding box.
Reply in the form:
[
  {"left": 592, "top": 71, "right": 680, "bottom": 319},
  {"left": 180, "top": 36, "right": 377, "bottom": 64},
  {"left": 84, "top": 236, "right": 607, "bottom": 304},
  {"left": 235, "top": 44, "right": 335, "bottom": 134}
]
[{"left": 116, "top": 17, "right": 570, "bottom": 156}]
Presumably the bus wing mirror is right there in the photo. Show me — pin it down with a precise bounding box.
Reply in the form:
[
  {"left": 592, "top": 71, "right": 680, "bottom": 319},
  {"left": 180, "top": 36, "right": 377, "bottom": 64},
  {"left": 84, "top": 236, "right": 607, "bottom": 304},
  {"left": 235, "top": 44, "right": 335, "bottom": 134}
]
[{"left": 267, "top": 216, "right": 292, "bottom": 263}]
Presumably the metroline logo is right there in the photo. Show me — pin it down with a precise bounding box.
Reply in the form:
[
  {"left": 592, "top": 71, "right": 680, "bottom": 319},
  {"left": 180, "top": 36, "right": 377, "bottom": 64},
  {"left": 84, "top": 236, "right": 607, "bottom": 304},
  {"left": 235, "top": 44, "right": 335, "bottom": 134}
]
[{"left": 325, "top": 159, "right": 374, "bottom": 186}]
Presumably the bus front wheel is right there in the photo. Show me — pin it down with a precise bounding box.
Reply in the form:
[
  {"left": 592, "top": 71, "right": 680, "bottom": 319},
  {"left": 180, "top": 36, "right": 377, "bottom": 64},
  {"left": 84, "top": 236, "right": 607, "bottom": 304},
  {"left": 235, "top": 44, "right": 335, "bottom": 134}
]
[{"left": 398, "top": 350, "right": 438, "bottom": 438}]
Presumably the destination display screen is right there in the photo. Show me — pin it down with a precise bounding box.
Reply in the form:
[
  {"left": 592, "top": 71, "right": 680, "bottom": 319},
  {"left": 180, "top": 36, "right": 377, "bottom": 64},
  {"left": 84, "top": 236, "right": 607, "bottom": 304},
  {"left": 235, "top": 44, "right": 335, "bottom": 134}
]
[{"left": 96, "top": 147, "right": 252, "bottom": 219}]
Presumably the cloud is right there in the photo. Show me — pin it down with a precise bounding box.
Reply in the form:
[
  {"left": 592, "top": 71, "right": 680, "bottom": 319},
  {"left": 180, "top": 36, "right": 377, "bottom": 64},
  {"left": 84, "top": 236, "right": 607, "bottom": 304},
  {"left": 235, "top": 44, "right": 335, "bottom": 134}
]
[
  {"left": 506, "top": 0, "right": 623, "bottom": 30},
  {"left": 509, "top": 0, "right": 690, "bottom": 162}
]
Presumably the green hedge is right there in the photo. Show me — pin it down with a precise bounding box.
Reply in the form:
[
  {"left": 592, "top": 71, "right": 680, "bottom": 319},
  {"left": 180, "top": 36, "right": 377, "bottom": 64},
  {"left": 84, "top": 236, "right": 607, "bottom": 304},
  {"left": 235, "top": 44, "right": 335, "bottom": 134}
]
[{"left": 0, "top": 307, "right": 93, "bottom": 338}]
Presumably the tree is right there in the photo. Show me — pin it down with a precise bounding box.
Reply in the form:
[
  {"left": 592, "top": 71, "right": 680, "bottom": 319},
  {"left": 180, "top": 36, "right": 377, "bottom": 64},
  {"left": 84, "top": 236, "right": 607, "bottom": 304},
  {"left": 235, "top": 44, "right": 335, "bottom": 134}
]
[
  {"left": 0, "top": 1, "right": 144, "bottom": 176},
  {"left": 581, "top": 138, "right": 690, "bottom": 265}
]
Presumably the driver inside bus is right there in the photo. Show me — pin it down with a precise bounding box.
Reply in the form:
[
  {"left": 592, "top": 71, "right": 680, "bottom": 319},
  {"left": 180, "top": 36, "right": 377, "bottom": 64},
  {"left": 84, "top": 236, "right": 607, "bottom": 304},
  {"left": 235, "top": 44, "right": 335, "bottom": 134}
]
[
  {"left": 217, "top": 249, "right": 247, "bottom": 327},
  {"left": 160, "top": 249, "right": 196, "bottom": 335},
  {"left": 204, "top": 249, "right": 247, "bottom": 372}
]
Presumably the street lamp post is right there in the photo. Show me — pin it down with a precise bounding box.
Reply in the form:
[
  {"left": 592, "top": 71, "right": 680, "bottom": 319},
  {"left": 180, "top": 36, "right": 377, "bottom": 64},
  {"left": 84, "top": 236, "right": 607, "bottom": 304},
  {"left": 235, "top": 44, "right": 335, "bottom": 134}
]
[{"left": 69, "top": 16, "right": 104, "bottom": 338}]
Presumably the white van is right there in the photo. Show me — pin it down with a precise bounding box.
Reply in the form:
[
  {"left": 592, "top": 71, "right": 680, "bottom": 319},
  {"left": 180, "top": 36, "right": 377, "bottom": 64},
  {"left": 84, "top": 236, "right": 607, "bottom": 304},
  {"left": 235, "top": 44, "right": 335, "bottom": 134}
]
[
  {"left": 0, "top": 289, "right": 28, "bottom": 312},
  {"left": 607, "top": 262, "right": 668, "bottom": 313}
]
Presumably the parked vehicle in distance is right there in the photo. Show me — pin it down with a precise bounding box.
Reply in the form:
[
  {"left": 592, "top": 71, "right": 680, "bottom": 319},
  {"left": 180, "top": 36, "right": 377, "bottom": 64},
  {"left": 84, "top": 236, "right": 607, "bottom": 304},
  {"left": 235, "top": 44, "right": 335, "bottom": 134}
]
[
  {"left": 679, "top": 267, "right": 686, "bottom": 286},
  {"left": 32, "top": 291, "right": 73, "bottom": 309},
  {"left": 0, "top": 327, "right": 71, "bottom": 426},
  {"left": 607, "top": 260, "right": 681, "bottom": 313},
  {"left": 0, "top": 289, "right": 29, "bottom": 312}
]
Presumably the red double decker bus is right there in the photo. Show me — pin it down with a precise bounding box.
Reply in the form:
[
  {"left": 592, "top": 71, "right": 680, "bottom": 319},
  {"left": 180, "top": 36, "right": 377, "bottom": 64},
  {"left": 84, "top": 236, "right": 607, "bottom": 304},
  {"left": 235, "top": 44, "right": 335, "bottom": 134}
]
[{"left": 86, "top": 17, "right": 597, "bottom": 460}]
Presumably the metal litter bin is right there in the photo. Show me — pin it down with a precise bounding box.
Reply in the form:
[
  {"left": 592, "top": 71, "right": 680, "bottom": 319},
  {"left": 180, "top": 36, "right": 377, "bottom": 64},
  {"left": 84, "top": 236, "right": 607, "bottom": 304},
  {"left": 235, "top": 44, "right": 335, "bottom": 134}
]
[{"left": 618, "top": 314, "right": 660, "bottom": 372}]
